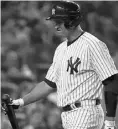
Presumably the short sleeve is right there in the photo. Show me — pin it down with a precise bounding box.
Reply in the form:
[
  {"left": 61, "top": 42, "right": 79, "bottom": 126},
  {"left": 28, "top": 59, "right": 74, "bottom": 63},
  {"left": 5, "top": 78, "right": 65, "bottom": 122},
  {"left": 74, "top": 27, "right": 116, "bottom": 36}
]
[
  {"left": 89, "top": 41, "right": 118, "bottom": 81},
  {"left": 45, "top": 49, "right": 59, "bottom": 83},
  {"left": 45, "top": 61, "right": 58, "bottom": 83}
]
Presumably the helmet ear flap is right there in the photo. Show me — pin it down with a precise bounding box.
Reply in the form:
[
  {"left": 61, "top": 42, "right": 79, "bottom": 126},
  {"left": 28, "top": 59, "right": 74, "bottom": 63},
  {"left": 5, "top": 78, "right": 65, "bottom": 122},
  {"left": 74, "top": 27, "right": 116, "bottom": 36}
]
[
  {"left": 64, "top": 15, "right": 82, "bottom": 29},
  {"left": 64, "top": 21, "right": 70, "bottom": 29}
]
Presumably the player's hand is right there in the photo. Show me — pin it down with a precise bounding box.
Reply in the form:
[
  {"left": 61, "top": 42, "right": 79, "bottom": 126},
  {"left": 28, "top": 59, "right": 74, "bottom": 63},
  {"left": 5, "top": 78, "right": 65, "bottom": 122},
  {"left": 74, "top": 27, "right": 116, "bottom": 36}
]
[
  {"left": 10, "top": 98, "right": 24, "bottom": 109},
  {"left": 104, "top": 120, "right": 116, "bottom": 129}
]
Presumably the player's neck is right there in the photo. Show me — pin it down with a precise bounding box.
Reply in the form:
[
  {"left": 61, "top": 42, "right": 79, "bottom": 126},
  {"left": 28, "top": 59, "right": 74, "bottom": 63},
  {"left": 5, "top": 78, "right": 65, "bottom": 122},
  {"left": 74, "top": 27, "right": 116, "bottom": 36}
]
[{"left": 67, "top": 25, "right": 83, "bottom": 42}]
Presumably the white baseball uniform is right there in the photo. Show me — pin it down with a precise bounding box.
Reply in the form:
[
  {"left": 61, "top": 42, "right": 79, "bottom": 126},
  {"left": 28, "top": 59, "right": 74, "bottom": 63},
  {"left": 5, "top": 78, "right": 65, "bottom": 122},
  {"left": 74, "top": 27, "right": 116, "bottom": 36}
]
[{"left": 45, "top": 32, "right": 118, "bottom": 129}]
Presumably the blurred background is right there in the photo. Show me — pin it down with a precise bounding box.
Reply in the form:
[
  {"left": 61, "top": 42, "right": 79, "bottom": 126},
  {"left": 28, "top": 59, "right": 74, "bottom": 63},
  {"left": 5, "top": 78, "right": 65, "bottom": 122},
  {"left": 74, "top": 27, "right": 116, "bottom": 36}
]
[{"left": 1, "top": 1, "right": 118, "bottom": 129}]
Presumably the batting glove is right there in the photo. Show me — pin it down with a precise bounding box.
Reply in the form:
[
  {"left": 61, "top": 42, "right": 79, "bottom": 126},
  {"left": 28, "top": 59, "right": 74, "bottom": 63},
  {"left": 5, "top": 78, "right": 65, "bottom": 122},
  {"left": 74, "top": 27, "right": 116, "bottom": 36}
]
[
  {"left": 104, "top": 120, "right": 116, "bottom": 129},
  {"left": 10, "top": 98, "right": 24, "bottom": 109}
]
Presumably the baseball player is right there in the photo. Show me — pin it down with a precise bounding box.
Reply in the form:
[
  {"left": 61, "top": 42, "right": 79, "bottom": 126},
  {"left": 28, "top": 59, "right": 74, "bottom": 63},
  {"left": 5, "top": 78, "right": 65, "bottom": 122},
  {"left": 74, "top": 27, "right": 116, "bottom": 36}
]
[{"left": 10, "top": 1, "right": 118, "bottom": 129}]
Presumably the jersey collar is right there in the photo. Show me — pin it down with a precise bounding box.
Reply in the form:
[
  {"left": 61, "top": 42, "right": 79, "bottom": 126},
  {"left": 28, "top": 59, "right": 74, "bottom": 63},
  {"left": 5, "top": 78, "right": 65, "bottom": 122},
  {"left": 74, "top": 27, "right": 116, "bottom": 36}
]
[{"left": 67, "top": 31, "right": 85, "bottom": 46}]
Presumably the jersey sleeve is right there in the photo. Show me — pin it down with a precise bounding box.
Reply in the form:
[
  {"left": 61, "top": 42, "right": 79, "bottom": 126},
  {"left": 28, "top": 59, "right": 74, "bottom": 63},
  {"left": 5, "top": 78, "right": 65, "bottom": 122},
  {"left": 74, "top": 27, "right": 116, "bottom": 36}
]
[
  {"left": 45, "top": 48, "right": 59, "bottom": 87},
  {"left": 89, "top": 41, "right": 118, "bottom": 81}
]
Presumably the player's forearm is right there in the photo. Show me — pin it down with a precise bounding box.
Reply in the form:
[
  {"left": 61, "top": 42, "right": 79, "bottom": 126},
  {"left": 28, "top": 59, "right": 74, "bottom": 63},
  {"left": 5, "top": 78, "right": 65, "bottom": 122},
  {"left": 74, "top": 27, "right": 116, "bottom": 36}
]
[
  {"left": 22, "top": 81, "right": 53, "bottom": 106},
  {"left": 104, "top": 91, "right": 117, "bottom": 118},
  {"left": 103, "top": 74, "right": 118, "bottom": 118},
  {"left": 103, "top": 74, "right": 118, "bottom": 128}
]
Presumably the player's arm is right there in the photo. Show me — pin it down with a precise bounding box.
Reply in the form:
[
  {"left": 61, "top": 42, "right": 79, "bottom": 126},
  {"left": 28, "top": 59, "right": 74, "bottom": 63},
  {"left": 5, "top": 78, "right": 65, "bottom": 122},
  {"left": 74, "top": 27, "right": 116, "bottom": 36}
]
[
  {"left": 12, "top": 44, "right": 59, "bottom": 107},
  {"left": 12, "top": 81, "right": 56, "bottom": 107},
  {"left": 23, "top": 81, "right": 56, "bottom": 106},
  {"left": 102, "top": 74, "right": 118, "bottom": 128},
  {"left": 12, "top": 48, "right": 59, "bottom": 107},
  {"left": 103, "top": 73, "right": 118, "bottom": 118}
]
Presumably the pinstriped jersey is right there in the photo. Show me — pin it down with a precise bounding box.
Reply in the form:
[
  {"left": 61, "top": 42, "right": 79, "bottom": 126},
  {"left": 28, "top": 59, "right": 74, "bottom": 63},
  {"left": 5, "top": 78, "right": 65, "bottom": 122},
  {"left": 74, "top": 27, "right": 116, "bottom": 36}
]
[{"left": 45, "top": 32, "right": 118, "bottom": 107}]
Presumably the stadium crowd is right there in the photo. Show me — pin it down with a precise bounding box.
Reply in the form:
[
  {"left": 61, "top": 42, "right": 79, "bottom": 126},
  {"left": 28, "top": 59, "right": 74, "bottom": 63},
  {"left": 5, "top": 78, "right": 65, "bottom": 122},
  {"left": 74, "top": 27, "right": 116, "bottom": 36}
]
[{"left": 1, "top": 1, "right": 118, "bottom": 129}]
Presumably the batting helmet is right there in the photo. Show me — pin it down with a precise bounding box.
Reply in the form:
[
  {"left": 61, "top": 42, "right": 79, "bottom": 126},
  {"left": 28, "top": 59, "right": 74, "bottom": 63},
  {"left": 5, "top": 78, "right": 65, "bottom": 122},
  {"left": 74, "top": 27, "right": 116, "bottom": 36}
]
[{"left": 46, "top": 1, "right": 82, "bottom": 29}]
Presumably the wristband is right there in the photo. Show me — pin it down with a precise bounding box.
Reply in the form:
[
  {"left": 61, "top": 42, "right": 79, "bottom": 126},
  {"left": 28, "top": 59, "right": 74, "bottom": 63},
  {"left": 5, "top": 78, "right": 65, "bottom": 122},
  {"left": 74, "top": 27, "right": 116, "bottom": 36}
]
[
  {"left": 104, "top": 120, "right": 115, "bottom": 126},
  {"left": 18, "top": 98, "right": 24, "bottom": 106}
]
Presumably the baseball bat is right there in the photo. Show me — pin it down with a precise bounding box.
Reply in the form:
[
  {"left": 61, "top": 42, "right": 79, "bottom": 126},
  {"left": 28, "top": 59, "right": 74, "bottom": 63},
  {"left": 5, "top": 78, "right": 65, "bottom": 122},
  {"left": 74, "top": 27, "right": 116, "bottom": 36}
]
[{"left": 2, "top": 94, "right": 20, "bottom": 129}]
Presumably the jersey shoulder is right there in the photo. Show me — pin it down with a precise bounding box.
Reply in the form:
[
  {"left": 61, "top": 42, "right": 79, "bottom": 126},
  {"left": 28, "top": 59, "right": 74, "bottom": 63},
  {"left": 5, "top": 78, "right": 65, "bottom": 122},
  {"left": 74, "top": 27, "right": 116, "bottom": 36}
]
[
  {"left": 55, "top": 40, "right": 67, "bottom": 53},
  {"left": 83, "top": 32, "right": 106, "bottom": 48},
  {"left": 83, "top": 32, "right": 100, "bottom": 44}
]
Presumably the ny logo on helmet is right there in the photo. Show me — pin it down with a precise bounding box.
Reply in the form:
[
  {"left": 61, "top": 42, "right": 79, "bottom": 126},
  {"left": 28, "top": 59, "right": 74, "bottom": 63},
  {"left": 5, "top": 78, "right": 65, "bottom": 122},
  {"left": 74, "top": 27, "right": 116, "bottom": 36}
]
[
  {"left": 52, "top": 8, "right": 55, "bottom": 15},
  {"left": 67, "top": 57, "right": 81, "bottom": 74}
]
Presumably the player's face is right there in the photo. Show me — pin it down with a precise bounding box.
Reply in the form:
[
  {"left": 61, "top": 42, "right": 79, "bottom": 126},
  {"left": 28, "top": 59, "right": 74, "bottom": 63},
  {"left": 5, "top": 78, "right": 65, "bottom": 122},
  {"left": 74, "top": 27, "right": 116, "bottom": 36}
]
[
  {"left": 52, "top": 19, "right": 68, "bottom": 37},
  {"left": 52, "top": 19, "right": 63, "bottom": 31}
]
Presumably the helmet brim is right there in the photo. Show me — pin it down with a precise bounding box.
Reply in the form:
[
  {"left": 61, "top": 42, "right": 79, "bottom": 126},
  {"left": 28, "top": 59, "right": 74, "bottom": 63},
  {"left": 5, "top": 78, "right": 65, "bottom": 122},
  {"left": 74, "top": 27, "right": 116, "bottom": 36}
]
[
  {"left": 46, "top": 15, "right": 59, "bottom": 20},
  {"left": 46, "top": 17, "right": 51, "bottom": 20},
  {"left": 46, "top": 15, "right": 68, "bottom": 21}
]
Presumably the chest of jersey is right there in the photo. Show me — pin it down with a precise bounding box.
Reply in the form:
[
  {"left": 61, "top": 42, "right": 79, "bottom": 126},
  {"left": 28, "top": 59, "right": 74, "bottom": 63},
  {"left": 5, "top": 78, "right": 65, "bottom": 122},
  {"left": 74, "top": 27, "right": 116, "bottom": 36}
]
[
  {"left": 58, "top": 40, "right": 90, "bottom": 76},
  {"left": 55, "top": 39, "right": 95, "bottom": 104}
]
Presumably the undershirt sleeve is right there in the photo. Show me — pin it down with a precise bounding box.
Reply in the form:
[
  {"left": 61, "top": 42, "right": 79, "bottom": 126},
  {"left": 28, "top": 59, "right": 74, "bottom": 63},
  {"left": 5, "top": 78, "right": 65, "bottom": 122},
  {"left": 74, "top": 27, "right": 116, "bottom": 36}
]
[{"left": 44, "top": 78, "right": 57, "bottom": 88}]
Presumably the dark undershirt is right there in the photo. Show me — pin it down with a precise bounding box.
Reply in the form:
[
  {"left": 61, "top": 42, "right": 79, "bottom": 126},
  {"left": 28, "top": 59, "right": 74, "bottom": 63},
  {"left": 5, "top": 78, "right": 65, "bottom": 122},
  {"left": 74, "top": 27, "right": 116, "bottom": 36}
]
[
  {"left": 103, "top": 73, "right": 118, "bottom": 94},
  {"left": 44, "top": 78, "right": 57, "bottom": 88}
]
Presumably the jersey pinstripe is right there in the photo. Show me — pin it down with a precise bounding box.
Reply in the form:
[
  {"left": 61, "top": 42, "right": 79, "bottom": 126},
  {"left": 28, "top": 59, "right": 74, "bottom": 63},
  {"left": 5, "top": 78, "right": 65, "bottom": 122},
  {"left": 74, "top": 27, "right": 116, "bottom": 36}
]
[
  {"left": 45, "top": 32, "right": 118, "bottom": 107},
  {"left": 61, "top": 104, "right": 104, "bottom": 129}
]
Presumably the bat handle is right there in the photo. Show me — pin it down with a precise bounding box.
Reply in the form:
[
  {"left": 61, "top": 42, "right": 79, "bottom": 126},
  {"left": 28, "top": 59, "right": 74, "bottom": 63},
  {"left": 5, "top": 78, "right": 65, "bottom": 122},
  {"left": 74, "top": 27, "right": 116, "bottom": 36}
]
[{"left": 2, "top": 94, "right": 20, "bottom": 129}]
